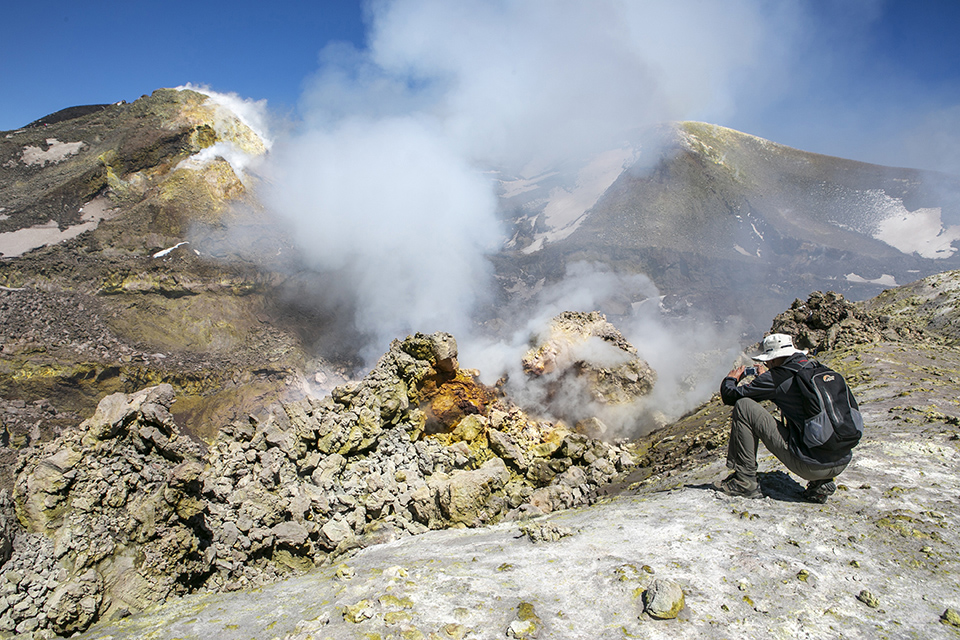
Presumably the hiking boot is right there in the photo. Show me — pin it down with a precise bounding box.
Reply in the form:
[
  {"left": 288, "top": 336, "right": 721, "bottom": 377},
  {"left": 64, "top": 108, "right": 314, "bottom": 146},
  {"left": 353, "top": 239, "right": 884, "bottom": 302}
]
[
  {"left": 712, "top": 473, "right": 762, "bottom": 499},
  {"left": 802, "top": 479, "right": 836, "bottom": 504}
]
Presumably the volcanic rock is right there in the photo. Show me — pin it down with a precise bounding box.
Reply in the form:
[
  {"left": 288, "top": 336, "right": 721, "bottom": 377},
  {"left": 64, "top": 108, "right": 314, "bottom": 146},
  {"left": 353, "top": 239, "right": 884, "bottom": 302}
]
[
  {"left": 769, "top": 290, "right": 886, "bottom": 352},
  {"left": 520, "top": 311, "right": 656, "bottom": 431},
  {"left": 3, "top": 331, "right": 631, "bottom": 636},
  {"left": 643, "top": 578, "right": 686, "bottom": 620}
]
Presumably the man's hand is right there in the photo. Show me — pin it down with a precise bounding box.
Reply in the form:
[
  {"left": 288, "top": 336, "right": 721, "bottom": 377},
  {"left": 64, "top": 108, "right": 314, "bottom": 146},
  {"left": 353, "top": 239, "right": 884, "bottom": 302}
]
[
  {"left": 727, "top": 365, "right": 747, "bottom": 380},
  {"left": 726, "top": 363, "right": 766, "bottom": 381}
]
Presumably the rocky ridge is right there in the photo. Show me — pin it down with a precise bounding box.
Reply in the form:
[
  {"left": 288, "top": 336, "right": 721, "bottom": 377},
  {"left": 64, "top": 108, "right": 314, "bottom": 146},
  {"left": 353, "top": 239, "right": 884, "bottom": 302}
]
[{"left": 1, "top": 332, "right": 635, "bottom": 636}]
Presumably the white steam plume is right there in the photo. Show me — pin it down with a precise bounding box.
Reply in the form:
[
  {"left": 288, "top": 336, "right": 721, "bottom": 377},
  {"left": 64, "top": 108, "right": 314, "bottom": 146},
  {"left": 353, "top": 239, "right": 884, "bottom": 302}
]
[
  {"left": 312, "top": 0, "right": 791, "bottom": 173},
  {"left": 176, "top": 83, "right": 274, "bottom": 149},
  {"left": 266, "top": 117, "right": 500, "bottom": 361},
  {"left": 463, "top": 263, "right": 742, "bottom": 437},
  {"left": 263, "top": 0, "right": 800, "bottom": 421}
]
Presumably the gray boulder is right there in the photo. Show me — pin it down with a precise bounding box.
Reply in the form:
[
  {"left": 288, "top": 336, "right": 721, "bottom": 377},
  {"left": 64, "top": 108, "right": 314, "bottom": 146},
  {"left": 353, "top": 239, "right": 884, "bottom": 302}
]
[
  {"left": 643, "top": 578, "right": 685, "bottom": 620},
  {"left": 437, "top": 458, "right": 511, "bottom": 527}
]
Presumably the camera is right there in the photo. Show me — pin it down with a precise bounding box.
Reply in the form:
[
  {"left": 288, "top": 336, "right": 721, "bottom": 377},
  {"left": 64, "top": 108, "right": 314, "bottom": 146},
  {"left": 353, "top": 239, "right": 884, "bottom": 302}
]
[{"left": 744, "top": 367, "right": 757, "bottom": 376}]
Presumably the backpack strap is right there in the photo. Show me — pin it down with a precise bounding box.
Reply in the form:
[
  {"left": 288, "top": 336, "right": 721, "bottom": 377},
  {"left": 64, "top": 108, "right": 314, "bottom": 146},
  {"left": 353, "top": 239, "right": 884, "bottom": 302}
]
[{"left": 777, "top": 354, "right": 816, "bottom": 373}]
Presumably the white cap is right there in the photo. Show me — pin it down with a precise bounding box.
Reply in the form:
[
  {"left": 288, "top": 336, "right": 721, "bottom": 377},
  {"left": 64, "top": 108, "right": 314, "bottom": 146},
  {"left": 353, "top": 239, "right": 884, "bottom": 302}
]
[{"left": 752, "top": 333, "right": 804, "bottom": 362}]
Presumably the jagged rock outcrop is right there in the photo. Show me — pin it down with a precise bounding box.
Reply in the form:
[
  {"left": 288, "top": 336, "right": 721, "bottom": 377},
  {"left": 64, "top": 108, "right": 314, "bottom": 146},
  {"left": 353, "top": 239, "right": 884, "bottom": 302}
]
[
  {"left": 11, "top": 384, "right": 207, "bottom": 635},
  {"left": 523, "top": 311, "right": 655, "bottom": 401},
  {"left": 769, "top": 291, "right": 887, "bottom": 352},
  {"left": 520, "top": 311, "right": 656, "bottom": 436},
  {"left": 4, "top": 332, "right": 633, "bottom": 636},
  {"left": 768, "top": 284, "right": 958, "bottom": 355}
]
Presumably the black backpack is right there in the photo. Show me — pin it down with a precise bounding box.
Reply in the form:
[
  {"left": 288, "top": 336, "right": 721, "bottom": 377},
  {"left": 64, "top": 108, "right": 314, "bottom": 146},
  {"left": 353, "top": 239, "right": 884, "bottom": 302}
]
[{"left": 781, "top": 357, "right": 863, "bottom": 464}]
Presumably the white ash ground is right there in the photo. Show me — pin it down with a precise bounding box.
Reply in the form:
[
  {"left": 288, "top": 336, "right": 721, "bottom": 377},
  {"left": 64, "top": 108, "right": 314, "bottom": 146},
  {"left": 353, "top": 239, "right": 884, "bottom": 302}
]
[{"left": 75, "top": 340, "right": 960, "bottom": 640}]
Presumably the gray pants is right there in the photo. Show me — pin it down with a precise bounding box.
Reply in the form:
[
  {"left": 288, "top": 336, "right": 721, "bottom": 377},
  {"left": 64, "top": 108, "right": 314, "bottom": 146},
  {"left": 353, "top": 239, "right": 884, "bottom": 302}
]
[{"left": 726, "top": 398, "right": 847, "bottom": 485}]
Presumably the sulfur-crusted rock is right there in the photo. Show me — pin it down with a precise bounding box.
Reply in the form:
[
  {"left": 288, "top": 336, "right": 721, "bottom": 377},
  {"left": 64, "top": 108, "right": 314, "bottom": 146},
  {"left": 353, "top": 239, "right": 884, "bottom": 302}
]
[
  {"left": 643, "top": 578, "right": 685, "bottom": 620},
  {"left": 488, "top": 428, "right": 529, "bottom": 471},
  {"left": 942, "top": 608, "right": 960, "bottom": 627},
  {"left": 519, "top": 311, "right": 656, "bottom": 428},
  {"left": 519, "top": 522, "right": 574, "bottom": 543},
  {"left": 507, "top": 601, "right": 542, "bottom": 639},
  {"left": 437, "top": 458, "right": 511, "bottom": 527},
  {"left": 856, "top": 589, "right": 880, "bottom": 608},
  {"left": 7, "top": 331, "right": 634, "bottom": 635}
]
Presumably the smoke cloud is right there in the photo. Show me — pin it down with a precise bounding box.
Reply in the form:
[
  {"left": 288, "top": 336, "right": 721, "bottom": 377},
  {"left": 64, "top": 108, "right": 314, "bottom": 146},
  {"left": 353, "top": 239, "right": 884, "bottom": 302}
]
[
  {"left": 258, "top": 0, "right": 819, "bottom": 432},
  {"left": 265, "top": 117, "right": 500, "bottom": 360},
  {"left": 462, "top": 263, "right": 742, "bottom": 436}
]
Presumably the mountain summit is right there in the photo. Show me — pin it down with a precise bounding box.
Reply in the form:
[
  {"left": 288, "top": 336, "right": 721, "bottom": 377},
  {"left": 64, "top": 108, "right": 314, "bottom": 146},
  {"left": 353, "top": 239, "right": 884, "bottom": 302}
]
[
  {"left": 0, "top": 88, "right": 312, "bottom": 452},
  {"left": 497, "top": 122, "right": 960, "bottom": 326}
]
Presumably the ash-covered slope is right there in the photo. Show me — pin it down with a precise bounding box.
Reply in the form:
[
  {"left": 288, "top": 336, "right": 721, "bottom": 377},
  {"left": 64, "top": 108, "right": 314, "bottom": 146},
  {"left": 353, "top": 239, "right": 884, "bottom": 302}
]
[{"left": 497, "top": 122, "right": 960, "bottom": 328}]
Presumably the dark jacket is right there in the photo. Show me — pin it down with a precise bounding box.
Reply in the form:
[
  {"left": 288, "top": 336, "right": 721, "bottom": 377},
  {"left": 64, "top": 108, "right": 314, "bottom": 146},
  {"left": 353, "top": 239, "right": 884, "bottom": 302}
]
[
  {"left": 719, "top": 351, "right": 809, "bottom": 431},
  {"left": 720, "top": 351, "right": 853, "bottom": 467}
]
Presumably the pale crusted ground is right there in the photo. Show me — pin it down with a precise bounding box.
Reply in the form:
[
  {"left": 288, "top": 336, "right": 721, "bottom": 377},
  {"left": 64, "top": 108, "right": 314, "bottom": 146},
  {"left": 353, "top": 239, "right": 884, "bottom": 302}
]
[{"left": 71, "top": 339, "right": 960, "bottom": 640}]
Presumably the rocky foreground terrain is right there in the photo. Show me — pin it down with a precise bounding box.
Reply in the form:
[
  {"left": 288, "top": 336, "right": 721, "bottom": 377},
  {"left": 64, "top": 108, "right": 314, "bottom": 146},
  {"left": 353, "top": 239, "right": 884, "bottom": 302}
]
[
  {"left": 0, "top": 276, "right": 953, "bottom": 639},
  {"left": 1, "top": 323, "right": 650, "bottom": 638}
]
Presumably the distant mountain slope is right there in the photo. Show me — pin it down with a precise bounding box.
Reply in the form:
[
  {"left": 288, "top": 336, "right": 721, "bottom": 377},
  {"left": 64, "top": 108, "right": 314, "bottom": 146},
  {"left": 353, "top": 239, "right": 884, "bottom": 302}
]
[{"left": 495, "top": 122, "right": 960, "bottom": 328}]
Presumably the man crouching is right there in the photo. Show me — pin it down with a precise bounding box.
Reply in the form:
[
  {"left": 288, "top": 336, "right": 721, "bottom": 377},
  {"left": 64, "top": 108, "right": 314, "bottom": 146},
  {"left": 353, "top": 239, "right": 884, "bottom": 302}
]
[{"left": 715, "top": 333, "right": 850, "bottom": 502}]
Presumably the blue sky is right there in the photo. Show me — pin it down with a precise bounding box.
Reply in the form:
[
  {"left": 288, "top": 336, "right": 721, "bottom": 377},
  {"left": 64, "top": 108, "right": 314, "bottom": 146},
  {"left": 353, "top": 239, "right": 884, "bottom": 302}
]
[
  {"left": 0, "top": 1, "right": 366, "bottom": 126},
  {"left": 2, "top": 0, "right": 960, "bottom": 174}
]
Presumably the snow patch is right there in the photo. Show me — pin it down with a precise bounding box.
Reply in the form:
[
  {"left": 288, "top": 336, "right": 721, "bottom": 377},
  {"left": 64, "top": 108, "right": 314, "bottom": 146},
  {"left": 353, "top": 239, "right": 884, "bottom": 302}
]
[
  {"left": 542, "top": 148, "right": 635, "bottom": 229},
  {"left": 510, "top": 147, "right": 637, "bottom": 252},
  {"left": 521, "top": 237, "right": 545, "bottom": 255},
  {"left": 499, "top": 170, "right": 559, "bottom": 199},
  {"left": 845, "top": 273, "right": 898, "bottom": 286},
  {"left": 152, "top": 241, "right": 190, "bottom": 258},
  {"left": 20, "top": 138, "right": 85, "bottom": 166},
  {"left": 0, "top": 196, "right": 117, "bottom": 258},
  {"left": 868, "top": 190, "right": 960, "bottom": 258}
]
